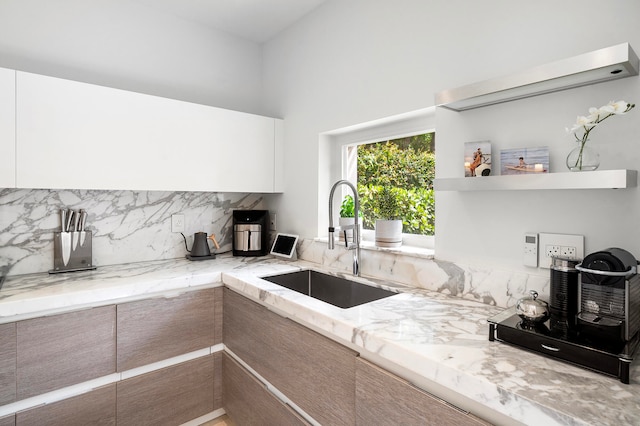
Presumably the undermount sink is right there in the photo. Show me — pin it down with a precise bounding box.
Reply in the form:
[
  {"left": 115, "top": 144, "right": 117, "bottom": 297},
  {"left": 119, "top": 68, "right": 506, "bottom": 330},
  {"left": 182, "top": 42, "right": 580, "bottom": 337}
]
[{"left": 262, "top": 270, "right": 396, "bottom": 309}]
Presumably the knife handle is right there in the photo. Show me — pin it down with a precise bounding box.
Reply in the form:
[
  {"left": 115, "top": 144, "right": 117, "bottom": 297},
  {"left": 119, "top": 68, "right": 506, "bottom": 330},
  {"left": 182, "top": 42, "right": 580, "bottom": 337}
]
[
  {"left": 66, "top": 209, "right": 74, "bottom": 233},
  {"left": 78, "top": 210, "right": 87, "bottom": 231},
  {"left": 61, "top": 209, "right": 68, "bottom": 232},
  {"left": 72, "top": 210, "right": 80, "bottom": 232}
]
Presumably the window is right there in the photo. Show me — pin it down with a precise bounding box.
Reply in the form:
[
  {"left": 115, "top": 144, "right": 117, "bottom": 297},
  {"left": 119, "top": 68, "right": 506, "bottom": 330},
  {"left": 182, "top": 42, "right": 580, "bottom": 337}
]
[
  {"left": 345, "top": 132, "right": 435, "bottom": 236},
  {"left": 320, "top": 106, "right": 436, "bottom": 248}
]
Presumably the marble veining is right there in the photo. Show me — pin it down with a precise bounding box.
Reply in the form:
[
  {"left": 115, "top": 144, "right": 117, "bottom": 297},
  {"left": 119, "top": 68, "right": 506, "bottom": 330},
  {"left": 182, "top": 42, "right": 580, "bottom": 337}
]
[
  {"left": 1, "top": 255, "right": 640, "bottom": 424},
  {"left": 223, "top": 265, "right": 640, "bottom": 426},
  {"left": 0, "top": 188, "right": 265, "bottom": 277},
  {"left": 297, "top": 239, "right": 550, "bottom": 310}
]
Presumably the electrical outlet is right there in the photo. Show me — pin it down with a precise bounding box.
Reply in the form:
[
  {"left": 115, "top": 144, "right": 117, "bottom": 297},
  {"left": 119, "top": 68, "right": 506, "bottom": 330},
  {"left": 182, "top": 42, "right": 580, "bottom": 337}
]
[
  {"left": 171, "top": 214, "right": 185, "bottom": 233},
  {"left": 270, "top": 213, "right": 277, "bottom": 231},
  {"left": 561, "top": 246, "right": 577, "bottom": 258},
  {"left": 537, "top": 233, "right": 584, "bottom": 269},
  {"left": 545, "top": 245, "right": 562, "bottom": 258}
]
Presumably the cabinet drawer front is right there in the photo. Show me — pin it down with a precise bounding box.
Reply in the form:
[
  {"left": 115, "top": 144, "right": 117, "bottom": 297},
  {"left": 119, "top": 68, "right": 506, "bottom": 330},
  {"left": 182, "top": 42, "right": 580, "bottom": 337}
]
[
  {"left": 117, "top": 288, "right": 218, "bottom": 371},
  {"left": 116, "top": 355, "right": 214, "bottom": 426},
  {"left": 16, "top": 384, "right": 115, "bottom": 426},
  {"left": 0, "top": 323, "right": 16, "bottom": 405},
  {"left": 356, "top": 358, "right": 488, "bottom": 426},
  {"left": 16, "top": 306, "right": 116, "bottom": 399},
  {"left": 224, "top": 288, "right": 356, "bottom": 426},
  {"left": 223, "top": 353, "right": 309, "bottom": 426}
]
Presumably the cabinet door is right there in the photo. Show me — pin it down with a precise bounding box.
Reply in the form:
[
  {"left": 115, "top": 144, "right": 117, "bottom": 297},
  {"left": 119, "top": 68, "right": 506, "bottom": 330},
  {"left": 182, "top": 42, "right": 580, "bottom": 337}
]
[
  {"left": 355, "top": 358, "right": 489, "bottom": 426},
  {"left": 0, "top": 67, "right": 16, "bottom": 188},
  {"left": 223, "top": 352, "right": 309, "bottom": 425},
  {"left": 224, "top": 288, "right": 356, "bottom": 426},
  {"left": 16, "top": 384, "right": 115, "bottom": 426},
  {"left": 0, "top": 322, "right": 16, "bottom": 406},
  {"left": 117, "top": 288, "right": 218, "bottom": 371},
  {"left": 116, "top": 355, "right": 214, "bottom": 426},
  {"left": 16, "top": 306, "right": 116, "bottom": 399},
  {"left": 16, "top": 71, "right": 278, "bottom": 192},
  {"left": 0, "top": 415, "right": 14, "bottom": 426}
]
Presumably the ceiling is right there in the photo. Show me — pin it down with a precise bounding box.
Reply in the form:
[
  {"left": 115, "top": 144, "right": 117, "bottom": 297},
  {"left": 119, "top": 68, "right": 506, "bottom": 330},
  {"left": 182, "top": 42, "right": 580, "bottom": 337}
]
[{"left": 133, "top": 0, "right": 327, "bottom": 43}]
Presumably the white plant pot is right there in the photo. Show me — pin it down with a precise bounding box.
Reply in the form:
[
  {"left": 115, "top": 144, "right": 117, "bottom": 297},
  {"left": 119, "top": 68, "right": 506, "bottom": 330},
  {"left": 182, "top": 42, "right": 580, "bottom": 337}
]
[{"left": 375, "top": 219, "right": 403, "bottom": 248}]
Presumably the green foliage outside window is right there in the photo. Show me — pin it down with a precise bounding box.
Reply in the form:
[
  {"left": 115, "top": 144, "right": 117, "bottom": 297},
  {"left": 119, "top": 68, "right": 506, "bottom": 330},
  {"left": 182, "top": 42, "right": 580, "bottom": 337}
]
[{"left": 357, "top": 133, "right": 435, "bottom": 235}]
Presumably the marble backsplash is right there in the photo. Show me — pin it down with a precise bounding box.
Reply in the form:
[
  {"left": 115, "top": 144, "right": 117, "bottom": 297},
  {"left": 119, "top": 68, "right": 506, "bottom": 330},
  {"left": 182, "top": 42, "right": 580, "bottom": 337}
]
[
  {"left": 0, "top": 188, "right": 266, "bottom": 277},
  {"left": 297, "top": 239, "right": 549, "bottom": 310}
]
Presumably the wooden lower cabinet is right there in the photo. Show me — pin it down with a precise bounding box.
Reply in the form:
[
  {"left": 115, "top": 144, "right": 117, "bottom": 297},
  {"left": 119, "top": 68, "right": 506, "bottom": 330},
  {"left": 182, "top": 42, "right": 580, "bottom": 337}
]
[
  {"left": 16, "top": 384, "right": 115, "bottom": 426},
  {"left": 117, "top": 287, "right": 220, "bottom": 371},
  {"left": 116, "top": 354, "right": 216, "bottom": 426},
  {"left": 0, "top": 415, "right": 14, "bottom": 426},
  {"left": 16, "top": 306, "right": 116, "bottom": 399},
  {"left": 355, "top": 358, "right": 489, "bottom": 425},
  {"left": 223, "top": 353, "right": 309, "bottom": 425},
  {"left": 223, "top": 288, "right": 357, "bottom": 426},
  {"left": 0, "top": 323, "right": 16, "bottom": 405}
]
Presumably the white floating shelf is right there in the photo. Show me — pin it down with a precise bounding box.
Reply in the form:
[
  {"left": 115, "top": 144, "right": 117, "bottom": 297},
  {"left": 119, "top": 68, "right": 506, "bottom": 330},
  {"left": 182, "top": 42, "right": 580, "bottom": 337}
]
[{"left": 434, "top": 169, "right": 637, "bottom": 191}]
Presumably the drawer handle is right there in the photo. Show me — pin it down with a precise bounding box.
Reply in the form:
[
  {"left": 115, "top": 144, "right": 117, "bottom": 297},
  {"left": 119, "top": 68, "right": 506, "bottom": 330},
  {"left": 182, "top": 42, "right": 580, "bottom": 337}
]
[{"left": 541, "top": 344, "right": 560, "bottom": 352}]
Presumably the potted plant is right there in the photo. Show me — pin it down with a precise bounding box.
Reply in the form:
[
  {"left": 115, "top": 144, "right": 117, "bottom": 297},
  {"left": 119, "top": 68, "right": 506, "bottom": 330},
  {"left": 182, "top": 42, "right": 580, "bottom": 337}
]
[
  {"left": 374, "top": 187, "right": 403, "bottom": 248},
  {"left": 339, "top": 194, "right": 360, "bottom": 242}
]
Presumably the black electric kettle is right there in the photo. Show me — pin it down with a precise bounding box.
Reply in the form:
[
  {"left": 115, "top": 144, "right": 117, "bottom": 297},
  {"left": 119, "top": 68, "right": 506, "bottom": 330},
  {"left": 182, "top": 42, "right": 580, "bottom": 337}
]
[{"left": 181, "top": 232, "right": 218, "bottom": 260}]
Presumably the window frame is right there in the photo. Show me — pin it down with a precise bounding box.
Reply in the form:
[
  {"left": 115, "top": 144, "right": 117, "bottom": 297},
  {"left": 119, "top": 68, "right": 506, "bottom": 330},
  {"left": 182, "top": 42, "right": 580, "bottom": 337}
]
[{"left": 320, "top": 107, "right": 436, "bottom": 249}]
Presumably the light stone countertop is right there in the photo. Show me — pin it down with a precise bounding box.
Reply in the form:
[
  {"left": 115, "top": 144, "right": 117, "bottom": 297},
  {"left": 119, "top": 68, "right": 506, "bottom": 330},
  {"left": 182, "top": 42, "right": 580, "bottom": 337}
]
[{"left": 1, "top": 255, "right": 639, "bottom": 425}]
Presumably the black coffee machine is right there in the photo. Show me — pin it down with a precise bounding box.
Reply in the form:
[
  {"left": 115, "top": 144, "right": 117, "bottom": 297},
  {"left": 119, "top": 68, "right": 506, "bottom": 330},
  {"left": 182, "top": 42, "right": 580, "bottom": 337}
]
[
  {"left": 232, "top": 210, "right": 269, "bottom": 257},
  {"left": 576, "top": 248, "right": 640, "bottom": 345}
]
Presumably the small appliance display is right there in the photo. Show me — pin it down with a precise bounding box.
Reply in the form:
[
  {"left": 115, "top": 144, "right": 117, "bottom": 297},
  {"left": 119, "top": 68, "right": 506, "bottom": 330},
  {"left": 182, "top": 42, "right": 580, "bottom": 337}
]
[
  {"left": 489, "top": 248, "right": 640, "bottom": 384},
  {"left": 270, "top": 233, "right": 299, "bottom": 260},
  {"left": 233, "top": 210, "right": 269, "bottom": 257}
]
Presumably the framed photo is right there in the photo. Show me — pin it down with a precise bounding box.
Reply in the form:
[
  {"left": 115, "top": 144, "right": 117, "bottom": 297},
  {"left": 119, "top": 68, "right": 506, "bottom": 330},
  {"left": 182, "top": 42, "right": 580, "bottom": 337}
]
[
  {"left": 464, "top": 141, "right": 491, "bottom": 177},
  {"left": 500, "top": 147, "right": 549, "bottom": 175}
]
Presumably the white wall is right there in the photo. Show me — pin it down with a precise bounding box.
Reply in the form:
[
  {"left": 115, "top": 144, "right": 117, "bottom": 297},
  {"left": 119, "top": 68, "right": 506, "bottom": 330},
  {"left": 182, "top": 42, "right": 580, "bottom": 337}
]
[
  {"left": 0, "top": 0, "right": 264, "bottom": 114},
  {"left": 263, "top": 0, "right": 640, "bottom": 273}
]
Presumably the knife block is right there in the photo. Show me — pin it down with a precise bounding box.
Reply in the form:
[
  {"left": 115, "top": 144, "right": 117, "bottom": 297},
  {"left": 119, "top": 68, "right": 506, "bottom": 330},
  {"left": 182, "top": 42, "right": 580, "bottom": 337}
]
[{"left": 50, "top": 231, "right": 97, "bottom": 274}]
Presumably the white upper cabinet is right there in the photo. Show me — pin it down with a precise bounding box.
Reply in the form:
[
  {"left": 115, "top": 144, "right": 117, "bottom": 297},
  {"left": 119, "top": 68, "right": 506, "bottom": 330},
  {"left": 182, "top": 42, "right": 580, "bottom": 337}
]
[
  {"left": 16, "top": 71, "right": 282, "bottom": 193},
  {"left": 0, "top": 67, "right": 16, "bottom": 188}
]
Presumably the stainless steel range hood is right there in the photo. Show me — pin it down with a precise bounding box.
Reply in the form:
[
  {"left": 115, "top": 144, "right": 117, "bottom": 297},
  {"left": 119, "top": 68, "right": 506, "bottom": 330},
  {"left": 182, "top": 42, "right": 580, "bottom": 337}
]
[{"left": 435, "top": 43, "right": 639, "bottom": 111}]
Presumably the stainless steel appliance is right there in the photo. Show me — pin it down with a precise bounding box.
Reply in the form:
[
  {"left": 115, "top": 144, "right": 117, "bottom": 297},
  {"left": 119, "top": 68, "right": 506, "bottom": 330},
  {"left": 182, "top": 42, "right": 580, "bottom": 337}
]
[
  {"left": 233, "top": 210, "right": 268, "bottom": 257},
  {"left": 488, "top": 248, "right": 640, "bottom": 384},
  {"left": 576, "top": 248, "right": 640, "bottom": 344}
]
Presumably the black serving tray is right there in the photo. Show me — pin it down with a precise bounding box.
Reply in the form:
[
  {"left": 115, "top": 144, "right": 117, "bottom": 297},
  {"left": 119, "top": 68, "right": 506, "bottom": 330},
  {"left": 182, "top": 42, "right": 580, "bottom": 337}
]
[{"left": 488, "top": 309, "right": 639, "bottom": 384}]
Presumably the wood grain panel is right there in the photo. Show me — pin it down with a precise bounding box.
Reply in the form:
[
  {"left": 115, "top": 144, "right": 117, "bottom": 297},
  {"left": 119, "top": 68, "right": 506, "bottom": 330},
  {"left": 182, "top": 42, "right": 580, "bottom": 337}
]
[
  {"left": 16, "top": 306, "right": 116, "bottom": 399},
  {"left": 16, "top": 384, "right": 115, "bottom": 426},
  {"left": 117, "top": 288, "right": 216, "bottom": 371},
  {"left": 222, "top": 353, "right": 309, "bottom": 426},
  {"left": 116, "top": 355, "right": 214, "bottom": 426},
  {"left": 213, "top": 351, "right": 223, "bottom": 411},
  {"left": 214, "top": 287, "right": 223, "bottom": 345},
  {"left": 355, "top": 358, "right": 490, "bottom": 426},
  {"left": 0, "top": 322, "right": 16, "bottom": 405},
  {"left": 0, "top": 415, "right": 14, "bottom": 426},
  {"left": 223, "top": 288, "right": 357, "bottom": 426}
]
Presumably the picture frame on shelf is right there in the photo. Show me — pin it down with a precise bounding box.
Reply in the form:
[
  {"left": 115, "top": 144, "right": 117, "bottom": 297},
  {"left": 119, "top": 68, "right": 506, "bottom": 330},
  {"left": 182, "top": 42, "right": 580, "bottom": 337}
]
[
  {"left": 464, "top": 141, "right": 491, "bottom": 177},
  {"left": 500, "top": 147, "right": 549, "bottom": 175}
]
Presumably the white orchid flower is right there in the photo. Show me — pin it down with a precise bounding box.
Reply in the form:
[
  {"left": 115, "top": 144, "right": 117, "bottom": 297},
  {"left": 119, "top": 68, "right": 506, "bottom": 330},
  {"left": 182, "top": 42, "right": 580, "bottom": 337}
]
[
  {"left": 569, "top": 115, "right": 596, "bottom": 133},
  {"left": 608, "top": 100, "right": 631, "bottom": 114}
]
